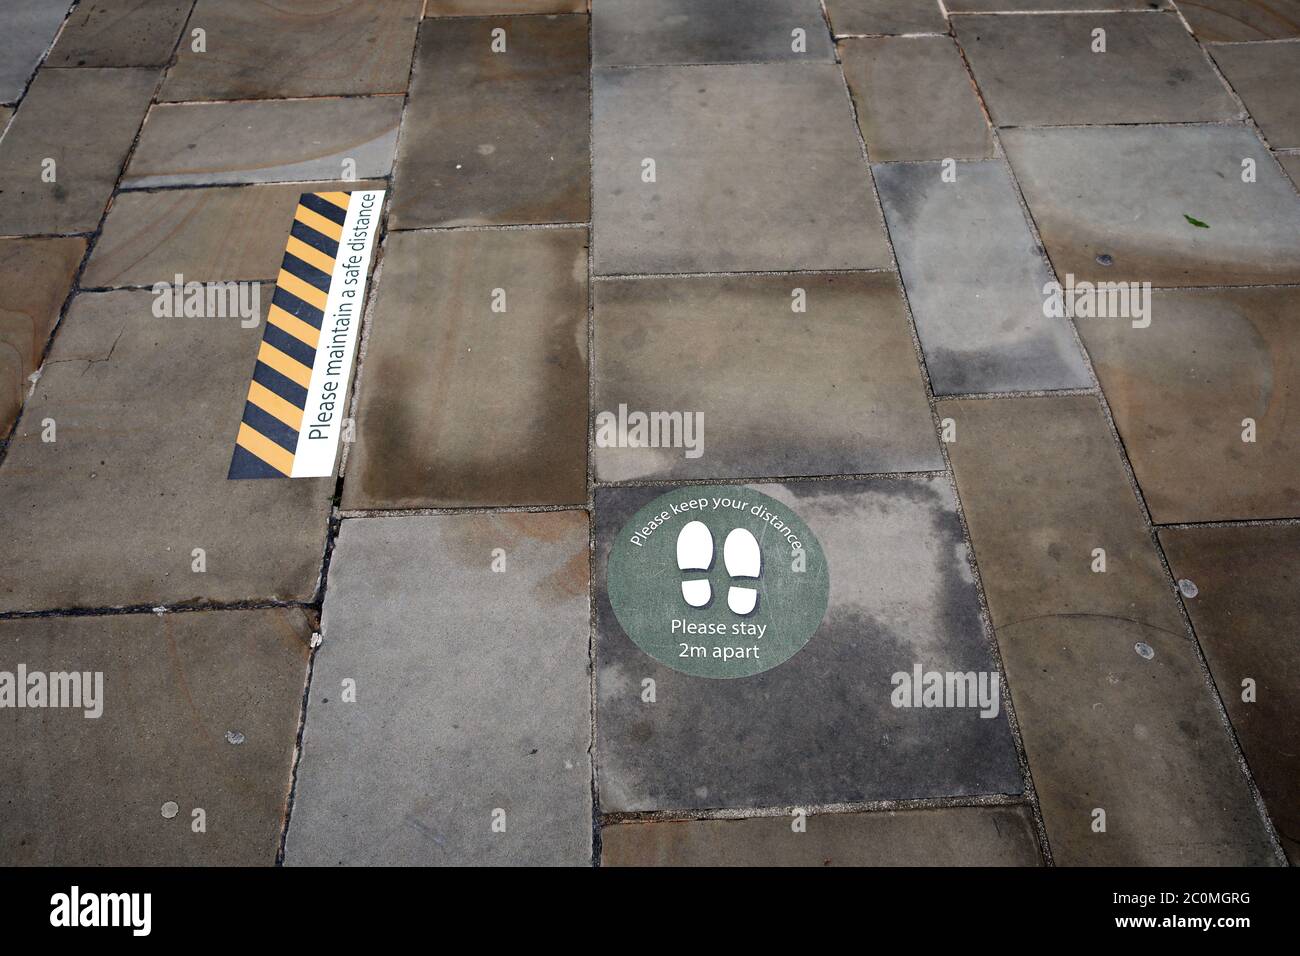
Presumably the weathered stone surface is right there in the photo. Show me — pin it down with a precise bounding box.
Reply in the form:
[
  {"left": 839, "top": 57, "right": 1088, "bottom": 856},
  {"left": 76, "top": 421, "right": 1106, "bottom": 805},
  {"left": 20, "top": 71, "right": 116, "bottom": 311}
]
[
  {"left": 602, "top": 805, "right": 1043, "bottom": 865},
  {"left": 160, "top": 0, "right": 422, "bottom": 101},
  {"left": 947, "top": 0, "right": 1165, "bottom": 8},
  {"left": 389, "top": 15, "right": 588, "bottom": 228},
  {"left": 46, "top": 0, "right": 192, "bottom": 68},
  {"left": 592, "top": 272, "right": 941, "bottom": 481},
  {"left": 595, "top": 478, "right": 1023, "bottom": 813},
  {"left": 0, "top": 289, "right": 334, "bottom": 612},
  {"left": 1210, "top": 41, "right": 1300, "bottom": 149},
  {"left": 593, "top": 62, "right": 891, "bottom": 273},
  {"left": 1001, "top": 125, "right": 1300, "bottom": 287},
  {"left": 941, "top": 395, "right": 1278, "bottom": 865},
  {"left": 824, "top": 0, "right": 947, "bottom": 35},
  {"left": 1279, "top": 151, "right": 1300, "bottom": 188},
  {"left": 1159, "top": 524, "right": 1300, "bottom": 863},
  {"left": 426, "top": 0, "right": 585, "bottom": 12},
  {"left": 1178, "top": 0, "right": 1300, "bottom": 42},
  {"left": 286, "top": 512, "right": 592, "bottom": 866},
  {"left": 343, "top": 228, "right": 588, "bottom": 510},
  {"left": 1078, "top": 287, "right": 1299, "bottom": 524},
  {"left": 0, "top": 1, "right": 74, "bottom": 104},
  {"left": 0, "top": 68, "right": 156, "bottom": 234},
  {"left": 874, "top": 160, "right": 1089, "bottom": 394},
  {"left": 0, "top": 608, "right": 311, "bottom": 865}
]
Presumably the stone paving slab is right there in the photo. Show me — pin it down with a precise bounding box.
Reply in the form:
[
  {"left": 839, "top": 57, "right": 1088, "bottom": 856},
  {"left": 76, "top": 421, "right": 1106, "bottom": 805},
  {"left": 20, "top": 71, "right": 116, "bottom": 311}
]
[
  {"left": 1210, "top": 41, "right": 1300, "bottom": 149},
  {"left": 389, "top": 15, "right": 589, "bottom": 229},
  {"left": 82, "top": 180, "right": 385, "bottom": 288},
  {"left": 592, "top": 273, "right": 941, "bottom": 482},
  {"left": 160, "top": 0, "right": 422, "bottom": 101},
  {"left": 343, "top": 228, "right": 588, "bottom": 510},
  {"left": 0, "top": 0, "right": 74, "bottom": 104},
  {"left": 285, "top": 512, "right": 592, "bottom": 866},
  {"left": 0, "top": 288, "right": 334, "bottom": 612},
  {"left": 602, "top": 804, "right": 1043, "bottom": 865},
  {"left": 0, "top": 108, "right": 11, "bottom": 135},
  {"left": 955, "top": 13, "right": 1238, "bottom": 127},
  {"left": 122, "top": 97, "right": 401, "bottom": 188},
  {"left": 824, "top": 0, "right": 947, "bottom": 36},
  {"left": 593, "top": 62, "right": 890, "bottom": 274},
  {"left": 1159, "top": 524, "right": 1300, "bottom": 864},
  {"left": 0, "top": 237, "right": 84, "bottom": 436},
  {"left": 595, "top": 478, "right": 1023, "bottom": 813},
  {"left": 940, "top": 395, "right": 1277, "bottom": 865},
  {"left": 0, "top": 67, "right": 157, "bottom": 235},
  {"left": 1178, "top": 0, "right": 1300, "bottom": 42},
  {"left": 1001, "top": 125, "right": 1300, "bottom": 288},
  {"left": 426, "top": 0, "right": 586, "bottom": 13},
  {"left": 46, "top": 0, "right": 192, "bottom": 68},
  {"left": 874, "top": 161, "right": 1089, "bottom": 394},
  {"left": 946, "top": 0, "right": 1163, "bottom": 9},
  {"left": 1280, "top": 151, "right": 1300, "bottom": 188},
  {"left": 841, "top": 37, "right": 993, "bottom": 163},
  {"left": 1077, "top": 287, "right": 1299, "bottom": 524},
  {"left": 593, "top": 0, "right": 834, "bottom": 66},
  {"left": 0, "top": 608, "right": 311, "bottom": 865}
]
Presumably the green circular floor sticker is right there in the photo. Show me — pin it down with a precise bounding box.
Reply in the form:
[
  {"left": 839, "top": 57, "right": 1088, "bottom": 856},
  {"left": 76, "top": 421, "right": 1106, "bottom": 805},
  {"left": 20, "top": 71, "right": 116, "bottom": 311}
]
[{"left": 607, "top": 485, "right": 830, "bottom": 678}]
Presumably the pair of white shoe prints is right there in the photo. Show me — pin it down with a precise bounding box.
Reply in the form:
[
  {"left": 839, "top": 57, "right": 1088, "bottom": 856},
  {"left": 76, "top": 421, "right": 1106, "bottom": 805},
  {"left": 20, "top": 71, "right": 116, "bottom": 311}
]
[{"left": 676, "top": 520, "right": 762, "bottom": 616}]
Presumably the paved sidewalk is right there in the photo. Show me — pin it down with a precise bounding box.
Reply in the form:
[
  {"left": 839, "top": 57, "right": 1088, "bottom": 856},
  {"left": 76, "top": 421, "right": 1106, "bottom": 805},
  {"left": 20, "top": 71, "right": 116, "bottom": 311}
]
[{"left": 0, "top": 0, "right": 1295, "bottom": 867}]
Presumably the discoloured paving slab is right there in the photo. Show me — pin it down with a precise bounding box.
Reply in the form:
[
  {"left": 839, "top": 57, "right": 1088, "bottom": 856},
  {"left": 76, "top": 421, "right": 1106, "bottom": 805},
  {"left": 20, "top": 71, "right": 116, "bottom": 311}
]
[
  {"left": 841, "top": 37, "right": 992, "bottom": 162},
  {"left": 594, "top": 62, "right": 890, "bottom": 274},
  {"left": 1001, "top": 125, "right": 1300, "bottom": 288},
  {"left": 286, "top": 513, "right": 592, "bottom": 866},
  {"left": 0, "top": 237, "right": 84, "bottom": 436},
  {"left": 123, "top": 97, "right": 401, "bottom": 188},
  {"left": 592, "top": 273, "right": 941, "bottom": 481},
  {"left": 941, "top": 396, "right": 1277, "bottom": 865},
  {"left": 0, "top": 68, "right": 156, "bottom": 235},
  {"left": 83, "top": 180, "right": 384, "bottom": 288},
  {"left": 46, "top": 0, "right": 192, "bottom": 68},
  {"left": 0, "top": 1, "right": 74, "bottom": 104},
  {"left": 875, "top": 161, "right": 1089, "bottom": 394},
  {"left": 593, "top": 0, "right": 834, "bottom": 66},
  {"left": 824, "top": 0, "right": 947, "bottom": 36},
  {"left": 1159, "top": 524, "right": 1300, "bottom": 863},
  {"left": 160, "top": 0, "right": 422, "bottom": 101},
  {"left": 595, "top": 478, "right": 1022, "bottom": 813},
  {"left": 1178, "top": 0, "right": 1300, "bottom": 42},
  {"left": 1210, "top": 41, "right": 1300, "bottom": 149},
  {"left": 1078, "top": 287, "right": 1299, "bottom": 524},
  {"left": 602, "top": 805, "right": 1043, "bottom": 865},
  {"left": 0, "top": 289, "right": 334, "bottom": 612},
  {"left": 0, "top": 609, "right": 311, "bottom": 865},
  {"left": 343, "top": 228, "right": 588, "bottom": 510},
  {"left": 955, "top": 13, "right": 1238, "bottom": 127},
  {"left": 389, "top": 15, "right": 588, "bottom": 228}
]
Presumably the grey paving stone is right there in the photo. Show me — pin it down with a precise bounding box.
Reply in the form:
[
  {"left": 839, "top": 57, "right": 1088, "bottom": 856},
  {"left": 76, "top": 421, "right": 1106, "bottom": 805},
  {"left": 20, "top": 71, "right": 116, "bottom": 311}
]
[
  {"left": 594, "top": 478, "right": 1023, "bottom": 813},
  {"left": 874, "top": 161, "right": 1089, "bottom": 394},
  {"left": 122, "top": 97, "right": 401, "bottom": 188},
  {"left": 0, "top": 237, "right": 84, "bottom": 436},
  {"left": 1280, "top": 151, "right": 1300, "bottom": 188},
  {"left": 82, "top": 180, "right": 385, "bottom": 288},
  {"left": 0, "top": 1, "right": 74, "bottom": 104},
  {"left": 286, "top": 512, "right": 592, "bottom": 866},
  {"left": 1178, "top": 0, "right": 1300, "bottom": 42},
  {"left": 0, "top": 608, "right": 311, "bottom": 865},
  {"left": 602, "top": 805, "right": 1043, "bottom": 865},
  {"left": 947, "top": 0, "right": 1164, "bottom": 8},
  {"left": 0, "top": 289, "right": 334, "bottom": 612},
  {"left": 593, "top": 0, "right": 834, "bottom": 66},
  {"left": 160, "top": 0, "right": 422, "bottom": 101},
  {"left": 593, "top": 62, "right": 890, "bottom": 274},
  {"left": 426, "top": 0, "right": 586, "bottom": 12},
  {"left": 389, "top": 15, "right": 588, "bottom": 228},
  {"left": 842, "top": 37, "right": 992, "bottom": 162},
  {"left": 0, "top": 68, "right": 156, "bottom": 235},
  {"left": 46, "top": 0, "right": 192, "bottom": 68},
  {"left": 824, "top": 0, "right": 947, "bottom": 36},
  {"left": 955, "top": 13, "right": 1238, "bottom": 127},
  {"left": 1001, "top": 125, "right": 1300, "bottom": 288},
  {"left": 343, "top": 228, "right": 588, "bottom": 510},
  {"left": 940, "top": 395, "right": 1277, "bottom": 865},
  {"left": 1211, "top": 41, "right": 1300, "bottom": 149},
  {"left": 592, "top": 273, "right": 941, "bottom": 482},
  {"left": 1159, "top": 524, "right": 1300, "bottom": 864},
  {"left": 1078, "top": 287, "right": 1299, "bottom": 524}
]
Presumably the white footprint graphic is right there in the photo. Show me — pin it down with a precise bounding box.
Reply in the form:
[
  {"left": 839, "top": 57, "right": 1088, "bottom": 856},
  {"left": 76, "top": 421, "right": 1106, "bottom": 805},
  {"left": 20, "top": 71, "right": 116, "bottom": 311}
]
[
  {"left": 724, "top": 528, "right": 761, "bottom": 616},
  {"left": 676, "top": 520, "right": 713, "bottom": 608}
]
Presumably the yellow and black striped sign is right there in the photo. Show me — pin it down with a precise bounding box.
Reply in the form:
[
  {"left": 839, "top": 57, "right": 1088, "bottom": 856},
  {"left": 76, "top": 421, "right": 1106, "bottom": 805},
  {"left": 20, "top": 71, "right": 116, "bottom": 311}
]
[{"left": 229, "top": 189, "right": 384, "bottom": 479}]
